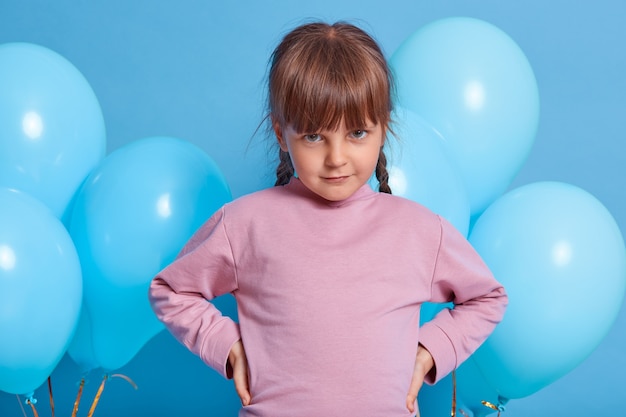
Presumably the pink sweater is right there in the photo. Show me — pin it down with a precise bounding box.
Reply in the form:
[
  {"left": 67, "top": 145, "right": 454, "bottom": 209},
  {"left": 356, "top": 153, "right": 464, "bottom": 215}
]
[{"left": 149, "top": 179, "right": 507, "bottom": 416}]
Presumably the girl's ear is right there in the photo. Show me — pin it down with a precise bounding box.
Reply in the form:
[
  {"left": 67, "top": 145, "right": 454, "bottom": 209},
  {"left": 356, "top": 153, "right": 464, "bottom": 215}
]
[
  {"left": 272, "top": 117, "right": 288, "bottom": 152},
  {"left": 381, "top": 125, "right": 388, "bottom": 147}
]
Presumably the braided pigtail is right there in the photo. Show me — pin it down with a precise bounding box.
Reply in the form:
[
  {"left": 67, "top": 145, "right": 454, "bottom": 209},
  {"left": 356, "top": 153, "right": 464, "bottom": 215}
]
[
  {"left": 376, "top": 150, "right": 392, "bottom": 194},
  {"left": 275, "top": 149, "right": 295, "bottom": 186}
]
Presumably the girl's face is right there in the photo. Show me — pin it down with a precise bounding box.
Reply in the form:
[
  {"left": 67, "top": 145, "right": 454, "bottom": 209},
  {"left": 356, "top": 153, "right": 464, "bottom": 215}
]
[{"left": 275, "top": 119, "right": 384, "bottom": 201}]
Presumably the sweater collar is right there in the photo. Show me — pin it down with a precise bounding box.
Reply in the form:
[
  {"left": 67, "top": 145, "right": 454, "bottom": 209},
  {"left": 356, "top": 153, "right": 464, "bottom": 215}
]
[{"left": 284, "top": 177, "right": 376, "bottom": 208}]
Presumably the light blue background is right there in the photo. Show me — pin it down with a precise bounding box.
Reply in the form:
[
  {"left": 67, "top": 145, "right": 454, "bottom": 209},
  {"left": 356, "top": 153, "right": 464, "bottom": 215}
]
[{"left": 1, "top": 1, "right": 625, "bottom": 415}]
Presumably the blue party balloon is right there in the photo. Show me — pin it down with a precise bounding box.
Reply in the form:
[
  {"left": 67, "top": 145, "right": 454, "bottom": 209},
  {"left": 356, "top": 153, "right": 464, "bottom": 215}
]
[
  {"left": 0, "top": 188, "right": 82, "bottom": 395},
  {"left": 0, "top": 43, "right": 106, "bottom": 224},
  {"left": 66, "top": 306, "right": 99, "bottom": 372},
  {"left": 382, "top": 107, "right": 470, "bottom": 236},
  {"left": 390, "top": 17, "right": 540, "bottom": 216},
  {"left": 67, "top": 137, "right": 232, "bottom": 371},
  {"left": 469, "top": 182, "right": 626, "bottom": 399}
]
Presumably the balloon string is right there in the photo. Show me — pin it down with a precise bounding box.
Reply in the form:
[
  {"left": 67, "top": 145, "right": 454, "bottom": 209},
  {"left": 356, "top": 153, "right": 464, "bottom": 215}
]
[
  {"left": 71, "top": 377, "right": 86, "bottom": 417},
  {"left": 47, "top": 377, "right": 55, "bottom": 417},
  {"left": 86, "top": 373, "right": 138, "bottom": 417},
  {"left": 15, "top": 394, "right": 27, "bottom": 417},
  {"left": 450, "top": 370, "right": 457, "bottom": 417},
  {"left": 86, "top": 374, "right": 108, "bottom": 417},
  {"left": 110, "top": 373, "right": 138, "bottom": 390}
]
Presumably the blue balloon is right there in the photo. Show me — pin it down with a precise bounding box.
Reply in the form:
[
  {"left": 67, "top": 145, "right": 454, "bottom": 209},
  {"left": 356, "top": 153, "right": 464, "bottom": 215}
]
[
  {"left": 390, "top": 17, "right": 539, "bottom": 216},
  {"left": 66, "top": 305, "right": 99, "bottom": 372},
  {"left": 67, "top": 137, "right": 232, "bottom": 371},
  {"left": 0, "top": 188, "right": 82, "bottom": 394},
  {"left": 375, "top": 107, "right": 470, "bottom": 236},
  {"left": 469, "top": 182, "right": 626, "bottom": 399},
  {"left": 0, "top": 43, "right": 106, "bottom": 224}
]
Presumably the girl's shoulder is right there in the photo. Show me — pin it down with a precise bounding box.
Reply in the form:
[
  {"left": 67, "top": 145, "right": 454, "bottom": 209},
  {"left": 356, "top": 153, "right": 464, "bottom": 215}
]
[
  {"left": 376, "top": 193, "right": 471, "bottom": 243},
  {"left": 223, "top": 185, "right": 292, "bottom": 215},
  {"left": 377, "top": 191, "right": 440, "bottom": 220},
  {"left": 370, "top": 192, "right": 445, "bottom": 237}
]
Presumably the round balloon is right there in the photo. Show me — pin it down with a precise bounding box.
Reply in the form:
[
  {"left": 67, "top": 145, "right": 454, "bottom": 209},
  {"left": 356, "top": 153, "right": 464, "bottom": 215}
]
[
  {"left": 68, "top": 137, "right": 232, "bottom": 371},
  {"left": 0, "top": 43, "right": 106, "bottom": 223},
  {"left": 66, "top": 306, "right": 99, "bottom": 372},
  {"left": 390, "top": 17, "right": 539, "bottom": 216},
  {"left": 0, "top": 188, "right": 82, "bottom": 394},
  {"left": 469, "top": 182, "right": 626, "bottom": 399},
  {"left": 374, "top": 107, "right": 470, "bottom": 236}
]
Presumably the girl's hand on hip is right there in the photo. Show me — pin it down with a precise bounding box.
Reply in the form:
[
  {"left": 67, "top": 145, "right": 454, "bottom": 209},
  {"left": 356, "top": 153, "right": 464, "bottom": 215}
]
[
  {"left": 228, "top": 340, "right": 251, "bottom": 406},
  {"left": 406, "top": 344, "right": 435, "bottom": 415}
]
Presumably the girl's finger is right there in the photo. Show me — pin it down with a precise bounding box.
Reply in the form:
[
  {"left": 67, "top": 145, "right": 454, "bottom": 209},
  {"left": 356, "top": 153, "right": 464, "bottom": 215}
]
[
  {"left": 406, "top": 394, "right": 416, "bottom": 414},
  {"left": 233, "top": 357, "right": 251, "bottom": 406},
  {"left": 406, "top": 375, "right": 422, "bottom": 414}
]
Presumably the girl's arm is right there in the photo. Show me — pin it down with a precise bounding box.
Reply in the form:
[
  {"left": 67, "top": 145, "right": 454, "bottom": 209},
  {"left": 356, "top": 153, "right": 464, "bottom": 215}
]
[
  {"left": 148, "top": 207, "right": 241, "bottom": 379},
  {"left": 419, "top": 215, "right": 508, "bottom": 384}
]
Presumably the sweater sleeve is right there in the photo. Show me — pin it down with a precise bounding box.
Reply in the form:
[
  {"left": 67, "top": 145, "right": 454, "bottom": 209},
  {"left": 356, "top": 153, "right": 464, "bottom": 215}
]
[
  {"left": 148, "top": 206, "right": 241, "bottom": 379},
  {"left": 419, "top": 215, "right": 507, "bottom": 384}
]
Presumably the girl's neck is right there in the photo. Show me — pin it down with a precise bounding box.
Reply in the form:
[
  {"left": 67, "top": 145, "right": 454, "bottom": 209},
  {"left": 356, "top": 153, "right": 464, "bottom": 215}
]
[{"left": 285, "top": 177, "right": 375, "bottom": 208}]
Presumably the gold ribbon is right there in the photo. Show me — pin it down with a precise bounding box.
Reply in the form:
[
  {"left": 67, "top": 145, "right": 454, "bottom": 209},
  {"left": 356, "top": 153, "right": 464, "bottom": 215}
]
[
  {"left": 110, "top": 373, "right": 138, "bottom": 390},
  {"left": 450, "top": 370, "right": 457, "bottom": 416},
  {"left": 86, "top": 373, "right": 138, "bottom": 417},
  {"left": 71, "top": 377, "right": 86, "bottom": 417},
  {"left": 47, "top": 377, "right": 55, "bottom": 417},
  {"left": 12, "top": 373, "right": 136, "bottom": 417},
  {"left": 86, "top": 375, "right": 107, "bottom": 417}
]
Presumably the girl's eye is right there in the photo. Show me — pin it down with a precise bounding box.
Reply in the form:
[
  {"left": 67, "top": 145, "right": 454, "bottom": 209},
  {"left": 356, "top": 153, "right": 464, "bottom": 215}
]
[
  {"left": 303, "top": 134, "right": 322, "bottom": 143},
  {"left": 350, "top": 130, "right": 368, "bottom": 139}
]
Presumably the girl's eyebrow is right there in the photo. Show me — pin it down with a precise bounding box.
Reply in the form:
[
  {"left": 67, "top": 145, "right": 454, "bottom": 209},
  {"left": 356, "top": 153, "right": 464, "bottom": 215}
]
[{"left": 349, "top": 122, "right": 378, "bottom": 130}]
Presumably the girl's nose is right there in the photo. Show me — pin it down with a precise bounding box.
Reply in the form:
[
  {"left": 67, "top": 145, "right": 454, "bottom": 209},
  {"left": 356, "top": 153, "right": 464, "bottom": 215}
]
[{"left": 325, "top": 141, "right": 347, "bottom": 167}]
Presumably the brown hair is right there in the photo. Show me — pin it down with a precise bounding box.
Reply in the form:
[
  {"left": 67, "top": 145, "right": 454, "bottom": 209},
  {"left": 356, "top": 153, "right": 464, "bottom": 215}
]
[{"left": 268, "top": 21, "right": 394, "bottom": 193}]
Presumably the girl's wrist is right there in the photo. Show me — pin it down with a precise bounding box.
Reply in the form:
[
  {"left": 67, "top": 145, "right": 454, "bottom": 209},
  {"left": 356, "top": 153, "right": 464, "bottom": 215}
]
[{"left": 416, "top": 344, "right": 435, "bottom": 376}]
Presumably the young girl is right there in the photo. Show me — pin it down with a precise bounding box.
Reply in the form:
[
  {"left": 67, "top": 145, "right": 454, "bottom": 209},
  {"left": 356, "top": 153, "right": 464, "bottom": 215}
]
[{"left": 149, "top": 21, "right": 507, "bottom": 416}]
